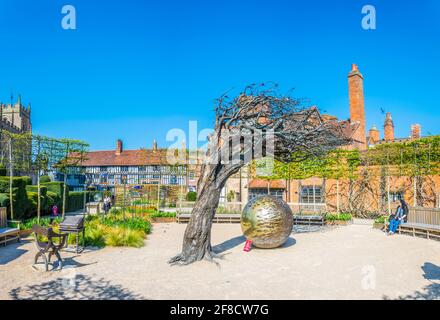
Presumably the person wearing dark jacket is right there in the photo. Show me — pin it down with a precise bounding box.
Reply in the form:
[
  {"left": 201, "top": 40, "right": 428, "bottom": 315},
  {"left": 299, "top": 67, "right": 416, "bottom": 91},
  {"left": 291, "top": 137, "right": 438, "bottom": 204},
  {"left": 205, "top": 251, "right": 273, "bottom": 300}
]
[{"left": 388, "top": 199, "right": 409, "bottom": 235}]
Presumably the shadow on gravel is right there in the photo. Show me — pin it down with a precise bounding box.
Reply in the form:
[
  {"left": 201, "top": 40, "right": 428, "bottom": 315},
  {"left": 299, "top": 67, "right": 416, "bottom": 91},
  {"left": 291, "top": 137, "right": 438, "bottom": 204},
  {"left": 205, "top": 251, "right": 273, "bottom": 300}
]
[
  {"left": 9, "top": 274, "right": 144, "bottom": 300},
  {"left": 383, "top": 262, "right": 440, "bottom": 300}
]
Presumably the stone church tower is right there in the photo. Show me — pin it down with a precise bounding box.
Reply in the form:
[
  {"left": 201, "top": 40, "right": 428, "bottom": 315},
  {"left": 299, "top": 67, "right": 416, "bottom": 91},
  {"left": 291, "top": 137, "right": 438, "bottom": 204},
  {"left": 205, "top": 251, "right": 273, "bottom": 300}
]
[{"left": 0, "top": 95, "right": 32, "bottom": 134}]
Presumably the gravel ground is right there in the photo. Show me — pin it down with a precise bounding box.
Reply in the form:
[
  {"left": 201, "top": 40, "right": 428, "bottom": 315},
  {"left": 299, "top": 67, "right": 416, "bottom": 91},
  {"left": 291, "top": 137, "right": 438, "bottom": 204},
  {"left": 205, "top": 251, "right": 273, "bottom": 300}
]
[{"left": 1, "top": 223, "right": 440, "bottom": 300}]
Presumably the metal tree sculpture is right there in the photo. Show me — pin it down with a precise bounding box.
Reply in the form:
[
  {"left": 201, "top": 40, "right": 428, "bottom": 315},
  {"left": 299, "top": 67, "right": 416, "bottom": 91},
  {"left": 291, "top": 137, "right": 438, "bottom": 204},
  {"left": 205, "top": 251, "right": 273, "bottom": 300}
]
[{"left": 169, "top": 84, "right": 357, "bottom": 265}]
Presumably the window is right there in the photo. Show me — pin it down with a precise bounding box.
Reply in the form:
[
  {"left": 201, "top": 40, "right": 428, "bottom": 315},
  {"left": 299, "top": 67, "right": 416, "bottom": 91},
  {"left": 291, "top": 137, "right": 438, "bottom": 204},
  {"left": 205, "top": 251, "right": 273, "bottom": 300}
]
[
  {"left": 189, "top": 172, "right": 195, "bottom": 180},
  {"left": 121, "top": 166, "right": 129, "bottom": 172},
  {"left": 100, "top": 166, "right": 107, "bottom": 172},
  {"left": 249, "top": 188, "right": 284, "bottom": 200},
  {"left": 301, "top": 186, "right": 323, "bottom": 204},
  {"left": 390, "top": 191, "right": 404, "bottom": 202},
  {"left": 138, "top": 166, "right": 146, "bottom": 172}
]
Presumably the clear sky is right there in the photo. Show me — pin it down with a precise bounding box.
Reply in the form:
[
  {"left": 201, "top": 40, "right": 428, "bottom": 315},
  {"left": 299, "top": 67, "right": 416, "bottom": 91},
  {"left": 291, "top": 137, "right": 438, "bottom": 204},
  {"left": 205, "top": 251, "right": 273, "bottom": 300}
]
[{"left": 0, "top": 0, "right": 439, "bottom": 150}]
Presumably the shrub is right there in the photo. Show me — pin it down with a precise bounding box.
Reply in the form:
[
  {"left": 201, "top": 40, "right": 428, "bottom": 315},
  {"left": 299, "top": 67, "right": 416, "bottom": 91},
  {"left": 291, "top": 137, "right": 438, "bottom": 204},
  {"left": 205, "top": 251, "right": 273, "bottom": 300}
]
[
  {"left": 151, "top": 211, "right": 176, "bottom": 218},
  {"left": 186, "top": 191, "right": 197, "bottom": 202},
  {"left": 11, "top": 216, "right": 62, "bottom": 230},
  {"left": 27, "top": 191, "right": 38, "bottom": 213},
  {"left": 0, "top": 164, "right": 6, "bottom": 176},
  {"left": 68, "top": 191, "right": 85, "bottom": 212},
  {"left": 40, "top": 175, "right": 51, "bottom": 183},
  {"left": 0, "top": 177, "right": 31, "bottom": 219},
  {"left": 105, "top": 228, "right": 145, "bottom": 248},
  {"left": 84, "top": 223, "right": 106, "bottom": 247},
  {"left": 0, "top": 193, "right": 9, "bottom": 207},
  {"left": 102, "top": 216, "right": 152, "bottom": 234},
  {"left": 109, "top": 207, "right": 121, "bottom": 215},
  {"left": 41, "top": 182, "right": 65, "bottom": 198},
  {"left": 375, "top": 216, "right": 386, "bottom": 224},
  {"left": 326, "top": 213, "right": 353, "bottom": 221}
]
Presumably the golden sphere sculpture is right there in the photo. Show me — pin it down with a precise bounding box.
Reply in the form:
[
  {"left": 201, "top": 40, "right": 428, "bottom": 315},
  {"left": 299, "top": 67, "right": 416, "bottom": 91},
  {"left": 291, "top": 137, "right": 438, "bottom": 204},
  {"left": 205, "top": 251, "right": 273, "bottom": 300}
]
[{"left": 241, "top": 195, "right": 294, "bottom": 249}]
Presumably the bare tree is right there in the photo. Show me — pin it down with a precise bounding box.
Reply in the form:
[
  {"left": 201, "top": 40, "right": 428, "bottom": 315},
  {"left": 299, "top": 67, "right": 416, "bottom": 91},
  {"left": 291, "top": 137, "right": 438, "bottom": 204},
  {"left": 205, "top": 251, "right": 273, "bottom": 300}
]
[{"left": 169, "top": 84, "right": 357, "bottom": 265}]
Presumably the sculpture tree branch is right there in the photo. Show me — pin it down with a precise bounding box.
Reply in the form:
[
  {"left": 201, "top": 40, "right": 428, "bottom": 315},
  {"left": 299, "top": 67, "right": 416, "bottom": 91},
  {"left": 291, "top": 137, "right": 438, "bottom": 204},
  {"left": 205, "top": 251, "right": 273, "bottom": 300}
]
[{"left": 169, "top": 83, "right": 358, "bottom": 265}]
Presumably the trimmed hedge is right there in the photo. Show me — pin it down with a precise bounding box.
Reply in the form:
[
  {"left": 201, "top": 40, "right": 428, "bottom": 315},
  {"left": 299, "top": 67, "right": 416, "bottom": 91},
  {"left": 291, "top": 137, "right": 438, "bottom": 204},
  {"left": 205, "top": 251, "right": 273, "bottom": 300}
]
[
  {"left": 68, "top": 191, "right": 85, "bottom": 212},
  {"left": 186, "top": 191, "right": 197, "bottom": 202},
  {"left": 0, "top": 178, "right": 98, "bottom": 219},
  {"left": 40, "top": 175, "right": 51, "bottom": 183},
  {"left": 41, "top": 182, "right": 66, "bottom": 198},
  {"left": 0, "top": 177, "right": 32, "bottom": 219},
  {"left": 0, "top": 193, "right": 9, "bottom": 207},
  {"left": 0, "top": 164, "right": 6, "bottom": 176}
]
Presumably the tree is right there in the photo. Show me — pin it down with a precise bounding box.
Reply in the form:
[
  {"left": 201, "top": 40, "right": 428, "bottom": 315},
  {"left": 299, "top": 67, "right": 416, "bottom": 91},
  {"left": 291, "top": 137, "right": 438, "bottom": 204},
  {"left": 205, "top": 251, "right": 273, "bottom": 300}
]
[
  {"left": 169, "top": 84, "right": 357, "bottom": 265},
  {"left": 52, "top": 138, "right": 89, "bottom": 218},
  {"left": 0, "top": 132, "right": 89, "bottom": 220}
]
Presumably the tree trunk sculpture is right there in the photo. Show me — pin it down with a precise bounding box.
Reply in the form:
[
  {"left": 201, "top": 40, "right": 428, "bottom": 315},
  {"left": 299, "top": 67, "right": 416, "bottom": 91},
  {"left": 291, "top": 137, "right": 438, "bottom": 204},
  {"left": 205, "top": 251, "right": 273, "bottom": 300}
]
[{"left": 169, "top": 84, "right": 358, "bottom": 265}]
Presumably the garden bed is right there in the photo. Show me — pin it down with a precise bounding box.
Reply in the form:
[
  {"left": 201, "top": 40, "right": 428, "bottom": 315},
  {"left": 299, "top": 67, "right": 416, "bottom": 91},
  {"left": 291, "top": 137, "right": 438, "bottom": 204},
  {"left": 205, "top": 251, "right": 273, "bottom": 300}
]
[
  {"left": 152, "top": 217, "right": 176, "bottom": 223},
  {"left": 11, "top": 213, "right": 152, "bottom": 248},
  {"left": 324, "top": 213, "right": 353, "bottom": 226},
  {"left": 373, "top": 222, "right": 385, "bottom": 230}
]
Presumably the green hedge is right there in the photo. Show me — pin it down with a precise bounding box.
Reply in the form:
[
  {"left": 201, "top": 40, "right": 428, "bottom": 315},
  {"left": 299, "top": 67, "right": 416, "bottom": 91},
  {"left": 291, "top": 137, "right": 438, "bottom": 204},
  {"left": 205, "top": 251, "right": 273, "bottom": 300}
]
[
  {"left": 186, "top": 191, "right": 197, "bottom": 202},
  {"left": 0, "top": 193, "right": 9, "bottom": 207},
  {"left": 40, "top": 175, "right": 51, "bottom": 183},
  {"left": 0, "top": 164, "right": 6, "bottom": 176},
  {"left": 41, "top": 182, "right": 65, "bottom": 198},
  {"left": 68, "top": 191, "right": 85, "bottom": 212},
  {"left": 0, "top": 178, "right": 96, "bottom": 219},
  {"left": 0, "top": 177, "right": 31, "bottom": 219}
]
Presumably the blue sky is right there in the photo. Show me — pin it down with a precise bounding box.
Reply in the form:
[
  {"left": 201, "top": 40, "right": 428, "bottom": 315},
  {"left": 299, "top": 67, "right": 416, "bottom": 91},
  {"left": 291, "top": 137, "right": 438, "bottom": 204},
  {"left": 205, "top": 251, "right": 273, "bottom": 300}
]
[{"left": 0, "top": 0, "right": 439, "bottom": 150}]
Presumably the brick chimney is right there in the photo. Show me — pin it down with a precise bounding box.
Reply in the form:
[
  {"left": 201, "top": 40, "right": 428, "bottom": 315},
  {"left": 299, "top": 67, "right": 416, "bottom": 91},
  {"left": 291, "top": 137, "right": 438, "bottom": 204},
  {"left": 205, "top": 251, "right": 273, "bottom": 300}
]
[
  {"left": 368, "top": 125, "right": 380, "bottom": 145},
  {"left": 115, "top": 139, "right": 123, "bottom": 155},
  {"left": 348, "top": 64, "right": 367, "bottom": 150},
  {"left": 410, "top": 124, "right": 421, "bottom": 139},
  {"left": 384, "top": 112, "right": 395, "bottom": 142}
]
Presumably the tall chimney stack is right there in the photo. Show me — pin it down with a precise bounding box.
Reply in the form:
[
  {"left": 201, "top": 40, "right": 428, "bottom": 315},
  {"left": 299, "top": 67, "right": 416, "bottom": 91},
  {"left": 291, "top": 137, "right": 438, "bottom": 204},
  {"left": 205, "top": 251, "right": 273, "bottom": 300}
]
[
  {"left": 410, "top": 124, "right": 421, "bottom": 139},
  {"left": 153, "top": 139, "right": 158, "bottom": 152},
  {"left": 348, "top": 64, "right": 367, "bottom": 150},
  {"left": 368, "top": 125, "right": 380, "bottom": 145},
  {"left": 115, "top": 139, "right": 123, "bottom": 155},
  {"left": 384, "top": 112, "right": 395, "bottom": 142}
]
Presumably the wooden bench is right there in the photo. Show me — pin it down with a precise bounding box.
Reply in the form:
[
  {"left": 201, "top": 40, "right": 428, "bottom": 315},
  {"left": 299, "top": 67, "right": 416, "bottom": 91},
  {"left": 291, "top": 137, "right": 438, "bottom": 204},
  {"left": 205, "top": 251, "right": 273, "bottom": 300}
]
[
  {"left": 293, "top": 214, "right": 325, "bottom": 226},
  {"left": 177, "top": 213, "right": 241, "bottom": 224},
  {"left": 0, "top": 207, "right": 21, "bottom": 246},
  {"left": 386, "top": 207, "right": 440, "bottom": 241},
  {"left": 397, "top": 222, "right": 440, "bottom": 240}
]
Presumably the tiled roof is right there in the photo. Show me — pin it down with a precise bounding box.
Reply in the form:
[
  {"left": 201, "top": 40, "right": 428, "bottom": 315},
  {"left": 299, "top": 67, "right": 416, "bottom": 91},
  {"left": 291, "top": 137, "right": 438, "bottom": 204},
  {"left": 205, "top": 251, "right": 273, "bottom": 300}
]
[
  {"left": 248, "top": 179, "right": 286, "bottom": 189},
  {"left": 81, "top": 149, "right": 184, "bottom": 166}
]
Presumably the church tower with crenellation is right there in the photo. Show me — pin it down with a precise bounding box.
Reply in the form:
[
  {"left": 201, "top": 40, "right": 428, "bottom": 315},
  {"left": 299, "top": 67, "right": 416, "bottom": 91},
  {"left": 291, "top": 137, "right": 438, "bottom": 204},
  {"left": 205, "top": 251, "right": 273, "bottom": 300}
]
[{"left": 0, "top": 95, "right": 32, "bottom": 134}]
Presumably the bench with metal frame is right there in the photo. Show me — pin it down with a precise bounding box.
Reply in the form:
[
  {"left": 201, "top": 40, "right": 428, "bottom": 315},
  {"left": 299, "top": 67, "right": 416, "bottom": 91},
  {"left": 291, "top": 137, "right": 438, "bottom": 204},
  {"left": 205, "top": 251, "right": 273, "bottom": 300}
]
[{"left": 0, "top": 207, "right": 20, "bottom": 246}]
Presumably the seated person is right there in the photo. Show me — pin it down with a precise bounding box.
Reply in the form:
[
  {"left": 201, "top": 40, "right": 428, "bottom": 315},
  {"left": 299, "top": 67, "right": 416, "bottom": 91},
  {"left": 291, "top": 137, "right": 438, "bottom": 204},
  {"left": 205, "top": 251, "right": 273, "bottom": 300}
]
[{"left": 388, "top": 199, "right": 408, "bottom": 235}]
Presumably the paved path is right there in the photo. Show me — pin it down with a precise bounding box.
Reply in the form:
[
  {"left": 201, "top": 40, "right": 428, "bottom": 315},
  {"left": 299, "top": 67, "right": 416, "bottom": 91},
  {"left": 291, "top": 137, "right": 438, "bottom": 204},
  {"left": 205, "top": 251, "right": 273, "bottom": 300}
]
[{"left": 1, "top": 223, "right": 440, "bottom": 300}]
